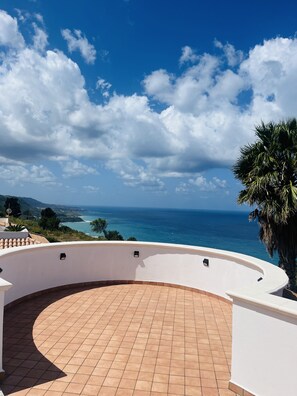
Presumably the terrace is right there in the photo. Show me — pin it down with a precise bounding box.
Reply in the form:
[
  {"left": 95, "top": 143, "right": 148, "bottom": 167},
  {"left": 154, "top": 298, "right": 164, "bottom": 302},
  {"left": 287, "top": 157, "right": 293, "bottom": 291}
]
[{"left": 0, "top": 242, "right": 295, "bottom": 396}]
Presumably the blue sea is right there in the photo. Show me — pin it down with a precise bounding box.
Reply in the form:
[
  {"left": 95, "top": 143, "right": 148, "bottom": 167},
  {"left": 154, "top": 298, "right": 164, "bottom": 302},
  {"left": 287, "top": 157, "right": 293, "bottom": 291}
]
[{"left": 63, "top": 206, "right": 278, "bottom": 265}]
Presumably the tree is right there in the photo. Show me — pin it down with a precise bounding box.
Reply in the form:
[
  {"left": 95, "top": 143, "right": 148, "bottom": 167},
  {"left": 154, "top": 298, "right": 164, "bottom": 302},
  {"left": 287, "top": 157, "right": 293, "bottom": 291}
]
[
  {"left": 233, "top": 119, "right": 297, "bottom": 290},
  {"left": 4, "top": 197, "right": 21, "bottom": 217},
  {"left": 104, "top": 230, "right": 124, "bottom": 240},
  {"left": 39, "top": 207, "right": 60, "bottom": 230},
  {"left": 90, "top": 218, "right": 108, "bottom": 237}
]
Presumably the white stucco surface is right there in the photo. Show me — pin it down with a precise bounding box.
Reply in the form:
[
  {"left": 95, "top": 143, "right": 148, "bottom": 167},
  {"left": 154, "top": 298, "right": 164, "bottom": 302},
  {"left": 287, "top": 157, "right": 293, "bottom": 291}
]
[
  {"left": 0, "top": 241, "right": 294, "bottom": 396},
  {"left": 0, "top": 228, "right": 29, "bottom": 239},
  {"left": 0, "top": 241, "right": 269, "bottom": 304}
]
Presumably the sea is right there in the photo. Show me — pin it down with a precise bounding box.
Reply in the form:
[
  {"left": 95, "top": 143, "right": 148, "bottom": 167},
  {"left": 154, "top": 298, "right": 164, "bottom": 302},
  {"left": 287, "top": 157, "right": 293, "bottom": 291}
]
[{"left": 63, "top": 206, "right": 278, "bottom": 265}]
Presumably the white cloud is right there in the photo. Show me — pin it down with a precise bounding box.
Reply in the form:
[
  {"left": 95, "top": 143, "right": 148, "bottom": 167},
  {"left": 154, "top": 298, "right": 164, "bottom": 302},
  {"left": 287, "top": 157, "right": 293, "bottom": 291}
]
[
  {"left": 189, "top": 175, "right": 227, "bottom": 192},
  {"left": 1, "top": 9, "right": 297, "bottom": 192},
  {"left": 107, "top": 159, "right": 165, "bottom": 191},
  {"left": 96, "top": 77, "right": 112, "bottom": 98},
  {"left": 61, "top": 28, "right": 96, "bottom": 64},
  {"left": 0, "top": 10, "right": 24, "bottom": 49},
  {"left": 83, "top": 185, "right": 99, "bottom": 193},
  {"left": 34, "top": 13, "right": 44, "bottom": 24},
  {"left": 0, "top": 164, "right": 56, "bottom": 185},
  {"left": 62, "top": 160, "right": 98, "bottom": 177},
  {"left": 143, "top": 69, "right": 175, "bottom": 104},
  {"left": 32, "top": 23, "right": 48, "bottom": 51},
  {"left": 179, "top": 45, "right": 199, "bottom": 65},
  {"left": 175, "top": 182, "right": 191, "bottom": 194},
  {"left": 214, "top": 39, "right": 243, "bottom": 67}
]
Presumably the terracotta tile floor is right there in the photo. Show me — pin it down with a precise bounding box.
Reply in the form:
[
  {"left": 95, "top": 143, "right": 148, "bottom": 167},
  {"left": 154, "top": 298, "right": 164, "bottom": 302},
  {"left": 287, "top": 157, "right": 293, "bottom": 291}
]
[{"left": 1, "top": 284, "right": 236, "bottom": 396}]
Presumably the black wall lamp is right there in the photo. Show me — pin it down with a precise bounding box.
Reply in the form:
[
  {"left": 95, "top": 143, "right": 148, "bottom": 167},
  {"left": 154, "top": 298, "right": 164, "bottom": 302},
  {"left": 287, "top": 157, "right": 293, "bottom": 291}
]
[
  {"left": 134, "top": 251, "right": 140, "bottom": 258},
  {"left": 60, "top": 253, "right": 66, "bottom": 260},
  {"left": 203, "top": 258, "right": 209, "bottom": 267}
]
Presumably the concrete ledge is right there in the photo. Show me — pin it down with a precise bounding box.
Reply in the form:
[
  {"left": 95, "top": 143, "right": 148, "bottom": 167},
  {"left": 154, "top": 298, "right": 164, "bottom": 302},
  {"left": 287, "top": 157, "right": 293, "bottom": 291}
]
[{"left": 229, "top": 381, "right": 255, "bottom": 396}]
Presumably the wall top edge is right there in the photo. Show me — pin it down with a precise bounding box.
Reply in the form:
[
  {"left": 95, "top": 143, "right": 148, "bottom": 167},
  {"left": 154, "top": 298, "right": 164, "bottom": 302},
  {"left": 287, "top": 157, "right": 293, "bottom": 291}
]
[{"left": 0, "top": 241, "right": 290, "bottom": 314}]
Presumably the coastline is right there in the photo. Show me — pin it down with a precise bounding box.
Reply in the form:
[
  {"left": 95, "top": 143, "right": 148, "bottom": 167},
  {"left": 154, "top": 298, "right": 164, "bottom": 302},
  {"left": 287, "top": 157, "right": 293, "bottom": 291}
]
[{"left": 62, "top": 206, "right": 278, "bottom": 264}]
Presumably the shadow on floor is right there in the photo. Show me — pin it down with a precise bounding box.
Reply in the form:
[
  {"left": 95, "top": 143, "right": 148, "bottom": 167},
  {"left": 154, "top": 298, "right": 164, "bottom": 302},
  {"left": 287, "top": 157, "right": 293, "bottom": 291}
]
[{"left": 1, "top": 286, "right": 94, "bottom": 395}]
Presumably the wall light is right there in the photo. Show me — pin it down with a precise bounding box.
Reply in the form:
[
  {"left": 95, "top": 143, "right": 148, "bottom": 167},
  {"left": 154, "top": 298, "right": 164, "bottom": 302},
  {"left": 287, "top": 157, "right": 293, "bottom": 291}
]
[
  {"left": 60, "top": 253, "right": 66, "bottom": 260},
  {"left": 203, "top": 258, "right": 209, "bottom": 267},
  {"left": 134, "top": 251, "right": 140, "bottom": 258}
]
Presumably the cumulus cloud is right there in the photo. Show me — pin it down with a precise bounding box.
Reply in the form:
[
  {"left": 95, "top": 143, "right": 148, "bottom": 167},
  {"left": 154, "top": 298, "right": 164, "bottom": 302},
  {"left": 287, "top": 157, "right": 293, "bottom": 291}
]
[
  {"left": 107, "top": 159, "right": 165, "bottom": 191},
  {"left": 0, "top": 164, "right": 56, "bottom": 185},
  {"left": 32, "top": 23, "right": 48, "bottom": 51},
  {"left": 214, "top": 39, "right": 243, "bottom": 67},
  {"left": 0, "top": 10, "right": 24, "bottom": 49},
  {"left": 62, "top": 160, "right": 98, "bottom": 178},
  {"left": 190, "top": 175, "right": 227, "bottom": 191},
  {"left": 179, "top": 45, "right": 199, "bottom": 65},
  {"left": 1, "top": 9, "right": 297, "bottom": 193},
  {"left": 61, "top": 28, "right": 96, "bottom": 64},
  {"left": 175, "top": 182, "right": 191, "bottom": 194}
]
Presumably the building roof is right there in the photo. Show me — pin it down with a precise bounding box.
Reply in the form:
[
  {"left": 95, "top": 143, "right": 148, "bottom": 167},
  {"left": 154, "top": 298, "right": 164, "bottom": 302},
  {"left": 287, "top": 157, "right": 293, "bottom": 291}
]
[{"left": 0, "top": 237, "right": 41, "bottom": 249}]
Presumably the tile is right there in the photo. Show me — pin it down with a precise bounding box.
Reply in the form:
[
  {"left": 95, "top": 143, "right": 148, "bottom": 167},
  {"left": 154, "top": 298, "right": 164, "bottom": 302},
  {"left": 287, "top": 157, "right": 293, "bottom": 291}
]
[
  {"left": 169, "top": 375, "right": 185, "bottom": 385},
  {"left": 98, "top": 387, "right": 117, "bottom": 395},
  {"left": 122, "top": 370, "right": 139, "bottom": 380},
  {"left": 186, "top": 386, "right": 203, "bottom": 395},
  {"left": 151, "top": 381, "right": 169, "bottom": 393},
  {"left": 65, "top": 382, "right": 85, "bottom": 394},
  {"left": 82, "top": 384, "right": 102, "bottom": 395},
  {"left": 135, "top": 380, "right": 152, "bottom": 391},
  {"left": 3, "top": 284, "right": 233, "bottom": 396},
  {"left": 202, "top": 387, "right": 220, "bottom": 396},
  {"left": 116, "top": 389, "right": 133, "bottom": 395},
  {"left": 118, "top": 378, "right": 136, "bottom": 389},
  {"left": 103, "top": 377, "right": 121, "bottom": 387}
]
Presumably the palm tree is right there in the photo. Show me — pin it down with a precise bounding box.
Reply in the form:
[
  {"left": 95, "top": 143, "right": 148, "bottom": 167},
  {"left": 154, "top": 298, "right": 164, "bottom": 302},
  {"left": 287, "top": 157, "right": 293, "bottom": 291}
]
[
  {"left": 90, "top": 218, "right": 108, "bottom": 237},
  {"left": 233, "top": 119, "right": 297, "bottom": 291}
]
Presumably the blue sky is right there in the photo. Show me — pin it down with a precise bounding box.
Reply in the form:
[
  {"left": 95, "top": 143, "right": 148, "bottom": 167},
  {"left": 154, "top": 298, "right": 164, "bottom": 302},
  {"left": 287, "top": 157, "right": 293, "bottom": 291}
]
[{"left": 0, "top": 1, "right": 297, "bottom": 209}]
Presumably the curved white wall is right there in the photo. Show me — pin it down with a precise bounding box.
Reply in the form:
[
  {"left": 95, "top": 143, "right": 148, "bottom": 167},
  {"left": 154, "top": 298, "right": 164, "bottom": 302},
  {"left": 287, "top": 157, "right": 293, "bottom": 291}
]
[
  {"left": 0, "top": 241, "right": 295, "bottom": 396},
  {"left": 0, "top": 241, "right": 278, "bottom": 305}
]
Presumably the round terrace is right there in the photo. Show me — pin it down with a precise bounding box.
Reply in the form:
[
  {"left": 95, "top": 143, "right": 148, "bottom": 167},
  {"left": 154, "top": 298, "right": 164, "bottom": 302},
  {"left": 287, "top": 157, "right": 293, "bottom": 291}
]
[{"left": 0, "top": 242, "right": 294, "bottom": 396}]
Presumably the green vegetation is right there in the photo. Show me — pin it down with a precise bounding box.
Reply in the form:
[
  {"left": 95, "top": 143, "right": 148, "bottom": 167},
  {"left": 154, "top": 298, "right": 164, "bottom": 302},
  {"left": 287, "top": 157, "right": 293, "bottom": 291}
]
[
  {"left": 233, "top": 119, "right": 297, "bottom": 290},
  {"left": 0, "top": 197, "right": 138, "bottom": 244},
  {"left": 12, "top": 217, "right": 99, "bottom": 243},
  {"left": 4, "top": 197, "right": 21, "bottom": 217},
  {"left": 5, "top": 224, "right": 25, "bottom": 232},
  {"left": 90, "top": 217, "right": 136, "bottom": 241},
  {"left": 0, "top": 194, "right": 83, "bottom": 222},
  {"left": 39, "top": 208, "right": 61, "bottom": 231},
  {"left": 104, "top": 230, "right": 124, "bottom": 240},
  {"left": 90, "top": 218, "right": 108, "bottom": 236}
]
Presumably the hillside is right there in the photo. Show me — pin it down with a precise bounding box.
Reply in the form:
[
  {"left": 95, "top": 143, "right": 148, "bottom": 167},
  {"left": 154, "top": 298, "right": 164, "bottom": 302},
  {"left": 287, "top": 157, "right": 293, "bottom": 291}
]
[
  {"left": 12, "top": 217, "right": 99, "bottom": 243},
  {"left": 0, "top": 195, "right": 83, "bottom": 222}
]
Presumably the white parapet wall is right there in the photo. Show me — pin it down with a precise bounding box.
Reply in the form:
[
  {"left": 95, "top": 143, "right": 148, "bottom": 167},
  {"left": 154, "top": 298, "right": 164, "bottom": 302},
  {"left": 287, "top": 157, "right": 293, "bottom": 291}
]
[
  {"left": 0, "top": 241, "right": 294, "bottom": 395},
  {"left": 0, "top": 241, "right": 269, "bottom": 304},
  {"left": 0, "top": 228, "right": 29, "bottom": 239}
]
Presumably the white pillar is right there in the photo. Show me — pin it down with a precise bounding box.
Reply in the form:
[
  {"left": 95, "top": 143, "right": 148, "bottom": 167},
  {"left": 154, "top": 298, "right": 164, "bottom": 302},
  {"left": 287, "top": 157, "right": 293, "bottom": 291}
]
[{"left": 0, "top": 280, "right": 12, "bottom": 379}]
